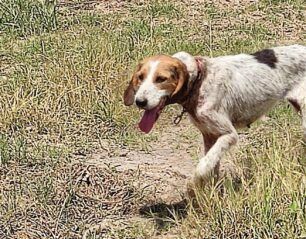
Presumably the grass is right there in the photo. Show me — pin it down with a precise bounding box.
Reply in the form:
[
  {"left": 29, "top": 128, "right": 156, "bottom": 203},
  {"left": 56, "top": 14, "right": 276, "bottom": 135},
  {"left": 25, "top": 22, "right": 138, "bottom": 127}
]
[
  {"left": 0, "top": 0, "right": 305, "bottom": 238},
  {"left": 0, "top": 0, "right": 58, "bottom": 37}
]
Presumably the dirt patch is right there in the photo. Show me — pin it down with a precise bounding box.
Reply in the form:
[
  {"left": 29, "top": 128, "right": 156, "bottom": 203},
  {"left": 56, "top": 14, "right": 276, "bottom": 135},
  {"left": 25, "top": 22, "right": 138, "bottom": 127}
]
[
  {"left": 76, "top": 119, "right": 197, "bottom": 238},
  {"left": 78, "top": 117, "right": 244, "bottom": 238},
  {"left": 86, "top": 119, "right": 199, "bottom": 203}
]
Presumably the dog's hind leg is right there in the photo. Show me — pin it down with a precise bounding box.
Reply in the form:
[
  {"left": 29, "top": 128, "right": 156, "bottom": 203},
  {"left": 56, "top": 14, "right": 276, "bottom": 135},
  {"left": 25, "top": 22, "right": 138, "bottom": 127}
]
[
  {"left": 287, "top": 98, "right": 306, "bottom": 142},
  {"left": 286, "top": 77, "right": 306, "bottom": 141}
]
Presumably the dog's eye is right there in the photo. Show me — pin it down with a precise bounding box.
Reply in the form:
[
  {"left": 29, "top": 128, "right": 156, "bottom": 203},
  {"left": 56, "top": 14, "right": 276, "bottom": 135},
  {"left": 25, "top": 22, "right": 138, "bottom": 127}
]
[
  {"left": 156, "top": 76, "right": 167, "bottom": 83},
  {"left": 138, "top": 74, "right": 144, "bottom": 81}
]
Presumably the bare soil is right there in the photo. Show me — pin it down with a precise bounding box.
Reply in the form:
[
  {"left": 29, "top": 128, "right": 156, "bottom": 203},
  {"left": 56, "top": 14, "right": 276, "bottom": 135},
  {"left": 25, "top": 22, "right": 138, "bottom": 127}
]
[
  {"left": 78, "top": 116, "right": 243, "bottom": 238},
  {"left": 87, "top": 119, "right": 199, "bottom": 203}
]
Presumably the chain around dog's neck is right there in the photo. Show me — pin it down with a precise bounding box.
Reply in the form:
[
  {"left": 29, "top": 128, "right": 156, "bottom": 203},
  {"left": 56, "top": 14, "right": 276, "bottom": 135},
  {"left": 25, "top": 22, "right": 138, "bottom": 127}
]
[{"left": 173, "top": 57, "right": 205, "bottom": 125}]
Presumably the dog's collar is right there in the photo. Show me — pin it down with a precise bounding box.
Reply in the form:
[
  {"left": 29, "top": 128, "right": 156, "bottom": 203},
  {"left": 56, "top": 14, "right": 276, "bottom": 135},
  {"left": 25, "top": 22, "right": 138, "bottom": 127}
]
[
  {"left": 182, "top": 56, "right": 205, "bottom": 105},
  {"left": 193, "top": 56, "right": 205, "bottom": 87},
  {"left": 173, "top": 57, "right": 205, "bottom": 124}
]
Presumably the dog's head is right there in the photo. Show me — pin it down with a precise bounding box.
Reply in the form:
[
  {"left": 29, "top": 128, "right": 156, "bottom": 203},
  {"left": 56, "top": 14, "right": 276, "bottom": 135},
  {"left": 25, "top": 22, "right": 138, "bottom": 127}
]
[{"left": 123, "top": 52, "right": 199, "bottom": 133}]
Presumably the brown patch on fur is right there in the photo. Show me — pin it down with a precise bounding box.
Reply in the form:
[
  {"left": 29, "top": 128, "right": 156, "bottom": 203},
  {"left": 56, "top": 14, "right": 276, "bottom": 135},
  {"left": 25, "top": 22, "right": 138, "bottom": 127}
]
[
  {"left": 123, "top": 82, "right": 135, "bottom": 106},
  {"left": 252, "top": 49, "right": 277, "bottom": 68},
  {"left": 288, "top": 99, "right": 301, "bottom": 112},
  {"left": 153, "top": 56, "right": 189, "bottom": 97}
]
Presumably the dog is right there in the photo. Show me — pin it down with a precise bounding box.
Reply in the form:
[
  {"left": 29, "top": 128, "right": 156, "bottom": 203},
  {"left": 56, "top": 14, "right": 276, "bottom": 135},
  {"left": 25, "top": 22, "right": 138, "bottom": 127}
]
[{"left": 123, "top": 44, "right": 306, "bottom": 187}]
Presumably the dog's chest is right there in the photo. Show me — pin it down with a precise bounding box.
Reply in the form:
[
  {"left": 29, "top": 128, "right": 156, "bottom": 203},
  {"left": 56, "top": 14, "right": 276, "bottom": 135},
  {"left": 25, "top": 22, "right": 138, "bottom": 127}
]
[{"left": 187, "top": 111, "right": 215, "bottom": 135}]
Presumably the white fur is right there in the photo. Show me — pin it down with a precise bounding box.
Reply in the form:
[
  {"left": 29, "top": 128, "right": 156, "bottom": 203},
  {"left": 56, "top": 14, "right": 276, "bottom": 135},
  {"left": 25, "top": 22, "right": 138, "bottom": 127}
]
[
  {"left": 133, "top": 45, "right": 306, "bottom": 187},
  {"left": 173, "top": 52, "right": 198, "bottom": 81},
  {"left": 175, "top": 45, "right": 306, "bottom": 185},
  {"left": 135, "top": 60, "right": 168, "bottom": 110}
]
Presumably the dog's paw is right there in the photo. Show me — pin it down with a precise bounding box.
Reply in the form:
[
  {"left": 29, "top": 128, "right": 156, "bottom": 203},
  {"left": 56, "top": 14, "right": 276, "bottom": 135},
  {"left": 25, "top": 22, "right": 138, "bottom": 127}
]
[
  {"left": 195, "top": 165, "right": 207, "bottom": 180},
  {"left": 195, "top": 161, "right": 214, "bottom": 182},
  {"left": 185, "top": 173, "right": 207, "bottom": 198}
]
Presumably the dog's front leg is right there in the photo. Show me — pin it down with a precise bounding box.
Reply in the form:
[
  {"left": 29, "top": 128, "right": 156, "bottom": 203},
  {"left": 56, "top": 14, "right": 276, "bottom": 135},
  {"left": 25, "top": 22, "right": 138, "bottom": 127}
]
[{"left": 194, "top": 112, "right": 238, "bottom": 186}]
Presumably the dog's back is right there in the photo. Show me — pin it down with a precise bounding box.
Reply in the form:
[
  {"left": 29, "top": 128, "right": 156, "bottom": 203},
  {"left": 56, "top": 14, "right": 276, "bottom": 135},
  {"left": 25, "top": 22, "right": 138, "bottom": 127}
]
[
  {"left": 273, "top": 44, "right": 306, "bottom": 81},
  {"left": 202, "top": 44, "right": 306, "bottom": 128}
]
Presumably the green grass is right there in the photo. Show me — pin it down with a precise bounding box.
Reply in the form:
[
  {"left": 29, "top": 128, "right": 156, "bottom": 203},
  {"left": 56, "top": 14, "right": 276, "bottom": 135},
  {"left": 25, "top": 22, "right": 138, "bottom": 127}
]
[
  {"left": 0, "top": 0, "right": 305, "bottom": 238},
  {"left": 0, "top": 0, "right": 58, "bottom": 37}
]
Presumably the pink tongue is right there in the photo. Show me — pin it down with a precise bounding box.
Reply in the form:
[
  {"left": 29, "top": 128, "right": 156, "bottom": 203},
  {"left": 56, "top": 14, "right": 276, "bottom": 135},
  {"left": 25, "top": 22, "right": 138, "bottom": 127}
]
[{"left": 139, "top": 107, "right": 159, "bottom": 133}]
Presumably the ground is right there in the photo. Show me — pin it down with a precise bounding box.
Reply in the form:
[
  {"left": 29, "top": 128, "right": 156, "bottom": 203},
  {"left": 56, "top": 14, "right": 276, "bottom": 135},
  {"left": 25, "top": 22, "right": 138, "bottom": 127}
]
[{"left": 0, "top": 0, "right": 305, "bottom": 238}]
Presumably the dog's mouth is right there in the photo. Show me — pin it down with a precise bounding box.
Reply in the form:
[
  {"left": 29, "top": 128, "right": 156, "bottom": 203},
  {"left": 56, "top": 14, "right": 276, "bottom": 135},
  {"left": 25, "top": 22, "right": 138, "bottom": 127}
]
[{"left": 138, "top": 98, "right": 166, "bottom": 133}]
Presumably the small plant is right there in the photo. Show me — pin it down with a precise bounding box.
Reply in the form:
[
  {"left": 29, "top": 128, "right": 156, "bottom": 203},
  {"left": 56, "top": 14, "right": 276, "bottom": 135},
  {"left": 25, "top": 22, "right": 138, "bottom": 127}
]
[
  {"left": 0, "top": 134, "right": 27, "bottom": 165},
  {"left": 0, "top": 135, "right": 10, "bottom": 164}
]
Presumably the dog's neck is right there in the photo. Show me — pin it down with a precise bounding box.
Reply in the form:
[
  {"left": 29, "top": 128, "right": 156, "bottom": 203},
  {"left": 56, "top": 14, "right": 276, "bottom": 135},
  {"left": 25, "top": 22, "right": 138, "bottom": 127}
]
[{"left": 166, "top": 56, "right": 206, "bottom": 115}]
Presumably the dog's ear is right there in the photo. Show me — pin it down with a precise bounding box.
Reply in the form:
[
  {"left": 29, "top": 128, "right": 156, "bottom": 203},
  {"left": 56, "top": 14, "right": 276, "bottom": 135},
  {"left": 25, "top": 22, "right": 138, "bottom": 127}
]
[
  {"left": 124, "top": 63, "right": 144, "bottom": 105},
  {"left": 172, "top": 52, "right": 198, "bottom": 81},
  {"left": 123, "top": 62, "right": 144, "bottom": 106},
  {"left": 171, "top": 61, "right": 189, "bottom": 97},
  {"left": 123, "top": 78, "right": 135, "bottom": 106}
]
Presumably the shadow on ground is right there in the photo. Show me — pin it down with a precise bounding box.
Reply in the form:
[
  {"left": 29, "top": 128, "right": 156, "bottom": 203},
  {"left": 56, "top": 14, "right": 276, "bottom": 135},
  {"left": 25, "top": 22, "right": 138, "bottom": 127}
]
[{"left": 139, "top": 199, "right": 189, "bottom": 229}]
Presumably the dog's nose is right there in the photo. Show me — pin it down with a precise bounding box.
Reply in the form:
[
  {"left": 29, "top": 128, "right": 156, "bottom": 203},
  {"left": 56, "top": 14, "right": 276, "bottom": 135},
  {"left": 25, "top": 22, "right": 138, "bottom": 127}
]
[{"left": 136, "top": 99, "right": 147, "bottom": 108}]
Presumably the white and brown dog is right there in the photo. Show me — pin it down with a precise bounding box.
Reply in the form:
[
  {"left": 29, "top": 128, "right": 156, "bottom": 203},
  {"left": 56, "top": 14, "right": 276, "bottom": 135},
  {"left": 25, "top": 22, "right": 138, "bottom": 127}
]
[{"left": 123, "top": 44, "right": 306, "bottom": 187}]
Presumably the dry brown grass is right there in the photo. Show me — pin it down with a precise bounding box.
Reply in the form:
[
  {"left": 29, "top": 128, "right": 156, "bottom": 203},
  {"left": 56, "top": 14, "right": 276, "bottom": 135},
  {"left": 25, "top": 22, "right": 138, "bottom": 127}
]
[{"left": 0, "top": 0, "right": 305, "bottom": 238}]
